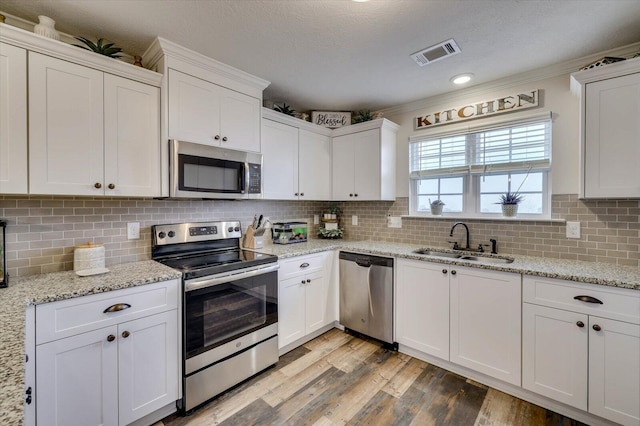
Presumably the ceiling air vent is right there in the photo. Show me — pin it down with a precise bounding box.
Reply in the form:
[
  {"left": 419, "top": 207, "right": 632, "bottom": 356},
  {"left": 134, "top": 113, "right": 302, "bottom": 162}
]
[{"left": 411, "top": 39, "right": 461, "bottom": 66}]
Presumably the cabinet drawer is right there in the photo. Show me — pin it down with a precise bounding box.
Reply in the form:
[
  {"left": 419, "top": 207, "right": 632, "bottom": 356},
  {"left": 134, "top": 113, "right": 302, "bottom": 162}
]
[
  {"left": 278, "top": 252, "right": 327, "bottom": 279},
  {"left": 523, "top": 276, "right": 639, "bottom": 324},
  {"left": 36, "top": 279, "right": 179, "bottom": 344}
]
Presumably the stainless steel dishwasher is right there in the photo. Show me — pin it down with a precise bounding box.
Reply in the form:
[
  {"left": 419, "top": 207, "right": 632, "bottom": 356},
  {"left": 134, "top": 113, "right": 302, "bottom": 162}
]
[{"left": 339, "top": 251, "right": 397, "bottom": 349}]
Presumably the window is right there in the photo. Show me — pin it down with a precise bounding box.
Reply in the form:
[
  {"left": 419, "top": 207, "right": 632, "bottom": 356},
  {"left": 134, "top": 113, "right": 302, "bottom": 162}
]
[{"left": 410, "top": 113, "right": 551, "bottom": 218}]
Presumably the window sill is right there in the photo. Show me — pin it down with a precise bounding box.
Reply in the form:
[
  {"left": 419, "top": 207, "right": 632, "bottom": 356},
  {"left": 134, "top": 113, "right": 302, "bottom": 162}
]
[{"left": 402, "top": 214, "right": 565, "bottom": 223}]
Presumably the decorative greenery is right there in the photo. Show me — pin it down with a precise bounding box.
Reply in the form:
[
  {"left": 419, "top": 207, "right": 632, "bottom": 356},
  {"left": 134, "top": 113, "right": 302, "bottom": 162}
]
[
  {"left": 496, "top": 192, "right": 524, "bottom": 205},
  {"left": 429, "top": 199, "right": 445, "bottom": 207},
  {"left": 73, "top": 36, "right": 123, "bottom": 58},
  {"left": 317, "top": 227, "right": 344, "bottom": 239},
  {"left": 351, "top": 109, "right": 374, "bottom": 124},
  {"left": 273, "top": 103, "right": 296, "bottom": 116},
  {"left": 328, "top": 206, "right": 342, "bottom": 216}
]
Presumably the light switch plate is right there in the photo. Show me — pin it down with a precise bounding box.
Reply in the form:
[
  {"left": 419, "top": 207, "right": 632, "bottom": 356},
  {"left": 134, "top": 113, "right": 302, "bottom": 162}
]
[
  {"left": 352, "top": 215, "right": 358, "bottom": 226},
  {"left": 127, "top": 222, "right": 140, "bottom": 240},
  {"left": 313, "top": 214, "right": 319, "bottom": 225},
  {"left": 566, "top": 221, "right": 580, "bottom": 239}
]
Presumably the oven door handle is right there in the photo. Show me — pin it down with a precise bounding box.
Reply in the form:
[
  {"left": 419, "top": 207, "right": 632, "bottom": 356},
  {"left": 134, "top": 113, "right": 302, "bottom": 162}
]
[{"left": 184, "top": 263, "right": 280, "bottom": 292}]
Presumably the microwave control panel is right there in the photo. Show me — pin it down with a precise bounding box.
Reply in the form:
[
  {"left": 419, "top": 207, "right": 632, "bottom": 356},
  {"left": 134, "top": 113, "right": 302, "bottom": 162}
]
[{"left": 248, "top": 164, "right": 261, "bottom": 194}]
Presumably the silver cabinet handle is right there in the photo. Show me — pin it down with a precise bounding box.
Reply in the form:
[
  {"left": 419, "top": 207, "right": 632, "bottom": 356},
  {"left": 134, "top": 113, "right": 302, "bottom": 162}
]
[{"left": 103, "top": 303, "right": 131, "bottom": 313}]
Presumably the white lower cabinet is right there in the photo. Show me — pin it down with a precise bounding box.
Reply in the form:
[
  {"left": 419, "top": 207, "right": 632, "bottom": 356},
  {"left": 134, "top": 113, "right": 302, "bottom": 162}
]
[
  {"left": 278, "top": 252, "right": 337, "bottom": 350},
  {"left": 35, "top": 280, "right": 180, "bottom": 426},
  {"left": 396, "top": 259, "right": 450, "bottom": 359},
  {"left": 523, "top": 275, "right": 640, "bottom": 426},
  {"left": 449, "top": 266, "right": 522, "bottom": 386}
]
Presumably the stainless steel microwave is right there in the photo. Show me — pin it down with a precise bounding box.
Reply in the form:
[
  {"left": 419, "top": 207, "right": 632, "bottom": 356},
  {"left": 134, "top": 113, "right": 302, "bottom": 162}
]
[{"left": 169, "top": 140, "right": 262, "bottom": 199}]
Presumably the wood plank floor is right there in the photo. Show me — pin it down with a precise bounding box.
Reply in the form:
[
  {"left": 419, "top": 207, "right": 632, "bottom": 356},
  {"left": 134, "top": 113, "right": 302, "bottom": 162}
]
[{"left": 162, "top": 329, "right": 587, "bottom": 426}]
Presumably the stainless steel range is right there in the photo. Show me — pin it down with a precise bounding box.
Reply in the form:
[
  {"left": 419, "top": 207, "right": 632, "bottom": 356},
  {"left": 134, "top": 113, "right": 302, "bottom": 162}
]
[{"left": 152, "top": 221, "right": 279, "bottom": 413}]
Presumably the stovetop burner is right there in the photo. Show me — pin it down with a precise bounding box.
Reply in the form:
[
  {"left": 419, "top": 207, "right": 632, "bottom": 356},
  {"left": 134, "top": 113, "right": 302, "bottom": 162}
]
[{"left": 151, "top": 221, "right": 278, "bottom": 281}]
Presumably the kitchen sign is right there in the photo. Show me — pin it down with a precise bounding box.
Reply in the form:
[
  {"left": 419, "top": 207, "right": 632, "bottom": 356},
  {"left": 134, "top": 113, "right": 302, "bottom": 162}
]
[
  {"left": 414, "top": 90, "right": 539, "bottom": 130},
  {"left": 312, "top": 111, "right": 351, "bottom": 128}
]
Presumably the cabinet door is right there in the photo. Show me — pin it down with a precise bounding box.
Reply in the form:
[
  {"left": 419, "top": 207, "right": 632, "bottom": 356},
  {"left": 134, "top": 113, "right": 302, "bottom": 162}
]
[
  {"left": 522, "top": 304, "right": 588, "bottom": 410},
  {"left": 304, "top": 270, "right": 328, "bottom": 334},
  {"left": 450, "top": 267, "right": 521, "bottom": 386},
  {"left": 36, "top": 326, "right": 118, "bottom": 426},
  {"left": 331, "top": 133, "right": 355, "bottom": 200},
  {"left": 219, "top": 87, "right": 261, "bottom": 152},
  {"left": 589, "top": 316, "right": 640, "bottom": 426},
  {"left": 278, "top": 276, "right": 306, "bottom": 348},
  {"left": 0, "top": 42, "right": 27, "bottom": 194},
  {"left": 584, "top": 72, "right": 640, "bottom": 198},
  {"left": 168, "top": 69, "right": 221, "bottom": 145},
  {"left": 352, "top": 128, "right": 381, "bottom": 200},
  {"left": 104, "top": 74, "right": 160, "bottom": 197},
  {"left": 29, "top": 52, "right": 104, "bottom": 195},
  {"left": 261, "top": 119, "right": 298, "bottom": 199},
  {"left": 299, "top": 129, "right": 332, "bottom": 200},
  {"left": 396, "top": 259, "right": 450, "bottom": 360},
  {"left": 118, "top": 311, "right": 179, "bottom": 425}
]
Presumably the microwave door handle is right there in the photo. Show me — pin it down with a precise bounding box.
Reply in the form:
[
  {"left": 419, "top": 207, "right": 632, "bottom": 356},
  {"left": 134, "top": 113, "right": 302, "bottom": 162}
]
[{"left": 240, "top": 163, "right": 247, "bottom": 193}]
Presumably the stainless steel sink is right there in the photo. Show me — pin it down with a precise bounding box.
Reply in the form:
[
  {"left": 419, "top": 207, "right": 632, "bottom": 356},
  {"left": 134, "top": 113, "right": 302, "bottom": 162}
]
[
  {"left": 412, "top": 248, "right": 514, "bottom": 264},
  {"left": 458, "top": 255, "right": 514, "bottom": 264},
  {"left": 412, "top": 249, "right": 461, "bottom": 259}
]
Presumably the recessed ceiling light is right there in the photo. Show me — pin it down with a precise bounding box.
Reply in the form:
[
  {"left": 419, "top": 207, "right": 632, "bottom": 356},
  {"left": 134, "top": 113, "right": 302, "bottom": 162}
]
[{"left": 451, "top": 73, "right": 473, "bottom": 85}]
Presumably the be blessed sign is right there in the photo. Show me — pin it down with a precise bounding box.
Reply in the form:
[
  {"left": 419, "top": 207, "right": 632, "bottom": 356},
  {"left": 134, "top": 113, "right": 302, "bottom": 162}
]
[{"left": 312, "top": 111, "right": 351, "bottom": 128}]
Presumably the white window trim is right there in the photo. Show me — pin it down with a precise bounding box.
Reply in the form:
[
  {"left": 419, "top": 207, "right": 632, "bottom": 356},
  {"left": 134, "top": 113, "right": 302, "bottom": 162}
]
[{"left": 409, "top": 110, "right": 553, "bottom": 219}]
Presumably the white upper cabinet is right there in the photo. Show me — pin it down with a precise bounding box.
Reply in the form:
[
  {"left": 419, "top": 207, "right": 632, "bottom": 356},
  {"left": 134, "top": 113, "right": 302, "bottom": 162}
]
[
  {"left": 331, "top": 119, "right": 398, "bottom": 201},
  {"left": 29, "top": 52, "right": 105, "bottom": 196},
  {"left": 572, "top": 57, "right": 640, "bottom": 198},
  {"left": 29, "top": 53, "right": 160, "bottom": 197},
  {"left": 167, "top": 69, "right": 261, "bottom": 152},
  {"left": 0, "top": 42, "right": 28, "bottom": 194},
  {"left": 261, "top": 109, "right": 332, "bottom": 200},
  {"left": 261, "top": 118, "right": 299, "bottom": 200},
  {"left": 298, "top": 129, "right": 331, "bottom": 200}
]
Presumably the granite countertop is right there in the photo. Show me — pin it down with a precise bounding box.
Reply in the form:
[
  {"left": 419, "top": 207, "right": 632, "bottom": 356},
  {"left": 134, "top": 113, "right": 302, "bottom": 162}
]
[
  {"left": 0, "top": 260, "right": 182, "bottom": 426},
  {"left": 257, "top": 239, "right": 640, "bottom": 290},
  {"left": 2, "top": 243, "right": 639, "bottom": 425}
]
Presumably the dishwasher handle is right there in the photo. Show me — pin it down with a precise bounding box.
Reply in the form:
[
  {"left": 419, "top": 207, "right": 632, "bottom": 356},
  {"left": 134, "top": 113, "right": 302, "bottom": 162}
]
[{"left": 356, "top": 259, "right": 372, "bottom": 268}]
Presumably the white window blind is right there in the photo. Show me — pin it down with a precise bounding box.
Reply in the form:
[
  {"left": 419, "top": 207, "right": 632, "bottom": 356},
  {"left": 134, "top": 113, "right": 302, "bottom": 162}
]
[{"left": 410, "top": 113, "right": 551, "bottom": 178}]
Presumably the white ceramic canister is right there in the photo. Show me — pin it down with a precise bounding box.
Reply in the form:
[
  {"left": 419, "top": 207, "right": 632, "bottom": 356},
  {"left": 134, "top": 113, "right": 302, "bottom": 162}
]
[
  {"left": 74, "top": 242, "right": 105, "bottom": 272},
  {"left": 33, "top": 15, "right": 60, "bottom": 40}
]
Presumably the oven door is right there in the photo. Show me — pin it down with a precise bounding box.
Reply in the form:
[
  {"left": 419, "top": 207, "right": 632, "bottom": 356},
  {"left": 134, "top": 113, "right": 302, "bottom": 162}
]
[
  {"left": 170, "top": 139, "right": 262, "bottom": 199},
  {"left": 183, "top": 264, "right": 278, "bottom": 365}
]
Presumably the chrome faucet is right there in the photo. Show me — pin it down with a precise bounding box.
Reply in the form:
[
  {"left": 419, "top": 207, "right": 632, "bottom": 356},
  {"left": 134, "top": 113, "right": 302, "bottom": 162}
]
[{"left": 449, "top": 222, "right": 470, "bottom": 250}]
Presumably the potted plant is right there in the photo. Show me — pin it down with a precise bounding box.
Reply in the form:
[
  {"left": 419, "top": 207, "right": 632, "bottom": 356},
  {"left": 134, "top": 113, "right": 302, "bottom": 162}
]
[
  {"left": 429, "top": 199, "right": 445, "bottom": 216},
  {"left": 73, "top": 36, "right": 123, "bottom": 58},
  {"left": 273, "top": 103, "right": 296, "bottom": 116},
  {"left": 497, "top": 192, "right": 523, "bottom": 217}
]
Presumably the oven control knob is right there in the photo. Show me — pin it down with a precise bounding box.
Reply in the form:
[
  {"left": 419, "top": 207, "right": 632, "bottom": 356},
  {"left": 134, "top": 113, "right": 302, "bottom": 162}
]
[
  {"left": 168, "top": 231, "right": 175, "bottom": 238},
  {"left": 158, "top": 232, "right": 166, "bottom": 239},
  {"left": 234, "top": 226, "right": 240, "bottom": 232}
]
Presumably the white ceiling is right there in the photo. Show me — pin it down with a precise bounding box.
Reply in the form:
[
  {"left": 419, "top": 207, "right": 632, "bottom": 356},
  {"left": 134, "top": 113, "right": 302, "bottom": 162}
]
[{"left": 3, "top": 0, "right": 640, "bottom": 112}]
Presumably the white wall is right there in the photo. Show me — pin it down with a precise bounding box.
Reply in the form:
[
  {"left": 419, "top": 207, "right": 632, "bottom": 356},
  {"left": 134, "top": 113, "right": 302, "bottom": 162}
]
[{"left": 386, "top": 73, "right": 580, "bottom": 198}]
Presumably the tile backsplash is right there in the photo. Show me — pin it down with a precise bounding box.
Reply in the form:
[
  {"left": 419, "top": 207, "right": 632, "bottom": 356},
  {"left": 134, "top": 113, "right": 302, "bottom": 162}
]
[{"left": 1, "top": 194, "right": 638, "bottom": 278}]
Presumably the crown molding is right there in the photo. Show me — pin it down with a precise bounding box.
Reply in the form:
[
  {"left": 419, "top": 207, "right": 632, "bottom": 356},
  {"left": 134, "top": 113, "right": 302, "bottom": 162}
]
[
  {"left": 381, "top": 41, "right": 640, "bottom": 117},
  {"left": 0, "top": 23, "right": 161, "bottom": 86},
  {"left": 143, "top": 37, "right": 270, "bottom": 91}
]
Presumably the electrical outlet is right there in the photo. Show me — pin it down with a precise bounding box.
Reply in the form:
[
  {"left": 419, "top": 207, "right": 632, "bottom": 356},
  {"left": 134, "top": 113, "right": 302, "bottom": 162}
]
[
  {"left": 387, "top": 216, "right": 402, "bottom": 228},
  {"left": 566, "top": 221, "right": 580, "bottom": 239},
  {"left": 127, "top": 222, "right": 140, "bottom": 240},
  {"left": 352, "top": 215, "right": 358, "bottom": 226},
  {"left": 313, "top": 214, "right": 319, "bottom": 225}
]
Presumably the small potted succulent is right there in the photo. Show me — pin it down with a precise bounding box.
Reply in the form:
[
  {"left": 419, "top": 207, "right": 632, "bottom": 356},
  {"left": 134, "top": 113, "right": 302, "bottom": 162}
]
[
  {"left": 273, "top": 103, "right": 296, "bottom": 116},
  {"left": 497, "top": 192, "right": 523, "bottom": 217},
  {"left": 429, "top": 199, "right": 445, "bottom": 216}
]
